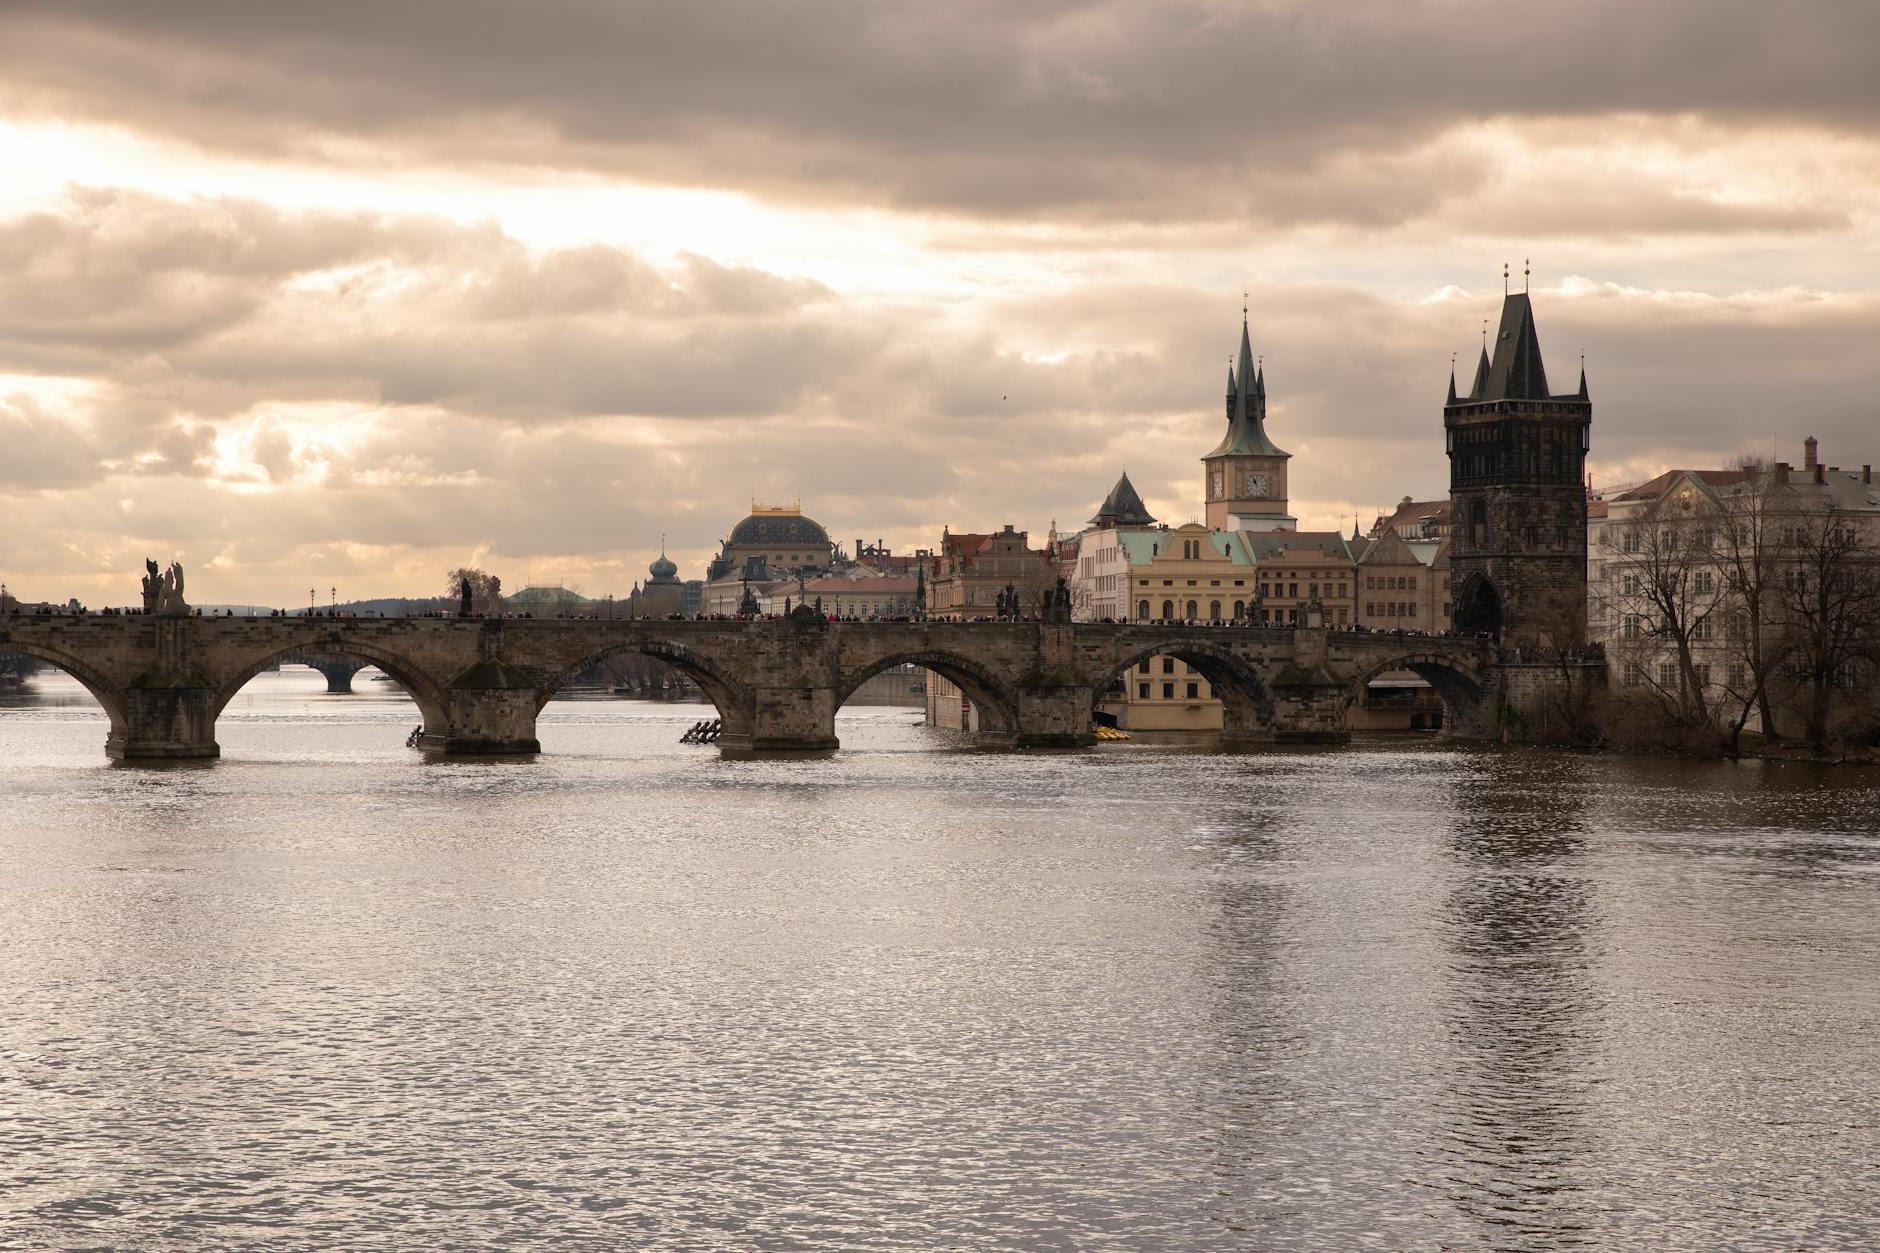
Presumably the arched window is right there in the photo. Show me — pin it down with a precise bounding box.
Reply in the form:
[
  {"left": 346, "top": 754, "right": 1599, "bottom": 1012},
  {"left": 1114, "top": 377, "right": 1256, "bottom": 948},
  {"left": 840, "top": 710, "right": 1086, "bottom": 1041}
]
[
  {"left": 1186, "top": 599, "right": 1198, "bottom": 619},
  {"left": 1232, "top": 599, "right": 1245, "bottom": 620},
  {"left": 1137, "top": 599, "right": 1150, "bottom": 620},
  {"left": 1161, "top": 600, "right": 1174, "bottom": 620},
  {"left": 1209, "top": 600, "right": 1222, "bottom": 621}
]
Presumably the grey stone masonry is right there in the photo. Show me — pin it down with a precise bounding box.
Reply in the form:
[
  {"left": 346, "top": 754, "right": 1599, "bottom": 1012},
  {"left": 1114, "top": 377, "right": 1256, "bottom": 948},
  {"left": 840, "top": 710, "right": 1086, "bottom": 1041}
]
[{"left": 1, "top": 614, "right": 1545, "bottom": 760}]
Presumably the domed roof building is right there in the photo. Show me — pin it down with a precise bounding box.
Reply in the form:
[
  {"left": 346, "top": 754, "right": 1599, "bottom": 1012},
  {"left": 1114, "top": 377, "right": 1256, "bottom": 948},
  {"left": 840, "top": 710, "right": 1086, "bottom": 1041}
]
[
  {"left": 706, "top": 502, "right": 836, "bottom": 583},
  {"left": 633, "top": 541, "right": 687, "bottom": 618}
]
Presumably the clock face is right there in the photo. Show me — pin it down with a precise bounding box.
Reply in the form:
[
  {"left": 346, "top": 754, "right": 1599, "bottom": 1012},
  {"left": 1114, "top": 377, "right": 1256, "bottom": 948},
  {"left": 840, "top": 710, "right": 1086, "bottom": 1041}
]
[{"left": 1243, "top": 471, "right": 1269, "bottom": 497}]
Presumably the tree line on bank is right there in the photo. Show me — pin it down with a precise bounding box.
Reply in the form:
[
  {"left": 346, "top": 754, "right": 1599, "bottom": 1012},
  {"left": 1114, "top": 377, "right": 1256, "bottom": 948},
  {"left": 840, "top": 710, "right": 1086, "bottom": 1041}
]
[{"left": 1590, "top": 458, "right": 1880, "bottom": 759}]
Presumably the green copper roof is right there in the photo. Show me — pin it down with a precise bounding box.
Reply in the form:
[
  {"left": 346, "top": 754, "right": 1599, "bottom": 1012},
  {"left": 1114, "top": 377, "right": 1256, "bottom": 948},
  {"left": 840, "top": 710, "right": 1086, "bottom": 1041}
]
[{"left": 1207, "top": 317, "right": 1289, "bottom": 459}]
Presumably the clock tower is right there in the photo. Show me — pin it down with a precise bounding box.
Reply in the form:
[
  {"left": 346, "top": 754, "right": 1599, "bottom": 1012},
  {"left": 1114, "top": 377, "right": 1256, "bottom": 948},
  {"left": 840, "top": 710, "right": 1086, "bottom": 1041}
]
[{"left": 1203, "top": 314, "right": 1295, "bottom": 531}]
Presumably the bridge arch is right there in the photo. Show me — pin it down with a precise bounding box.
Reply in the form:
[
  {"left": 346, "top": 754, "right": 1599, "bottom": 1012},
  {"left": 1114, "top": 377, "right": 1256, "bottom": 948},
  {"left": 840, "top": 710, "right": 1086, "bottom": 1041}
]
[
  {"left": 211, "top": 639, "right": 450, "bottom": 731},
  {"left": 538, "top": 637, "right": 749, "bottom": 723},
  {"left": 0, "top": 639, "right": 130, "bottom": 738},
  {"left": 836, "top": 649, "right": 1019, "bottom": 741},
  {"left": 1345, "top": 650, "right": 1490, "bottom": 734},
  {"left": 1097, "top": 639, "right": 1279, "bottom": 743}
]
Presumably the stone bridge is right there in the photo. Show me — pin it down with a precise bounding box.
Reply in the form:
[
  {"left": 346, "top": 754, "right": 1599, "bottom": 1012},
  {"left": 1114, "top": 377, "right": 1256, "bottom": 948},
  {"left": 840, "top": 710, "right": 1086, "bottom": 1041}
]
[{"left": 0, "top": 614, "right": 1581, "bottom": 760}]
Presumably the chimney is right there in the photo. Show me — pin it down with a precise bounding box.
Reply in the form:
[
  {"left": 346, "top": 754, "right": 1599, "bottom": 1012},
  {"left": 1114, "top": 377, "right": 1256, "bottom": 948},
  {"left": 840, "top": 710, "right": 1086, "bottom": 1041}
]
[
  {"left": 1815, "top": 463, "right": 1826, "bottom": 484},
  {"left": 1776, "top": 462, "right": 1790, "bottom": 484},
  {"left": 1804, "top": 435, "right": 1819, "bottom": 472},
  {"left": 1864, "top": 465, "right": 1873, "bottom": 484}
]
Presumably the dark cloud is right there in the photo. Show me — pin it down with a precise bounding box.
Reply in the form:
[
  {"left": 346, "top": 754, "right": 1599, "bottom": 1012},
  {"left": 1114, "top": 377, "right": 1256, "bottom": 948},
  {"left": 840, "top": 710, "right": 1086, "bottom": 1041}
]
[{"left": 5, "top": 2, "right": 1878, "bottom": 227}]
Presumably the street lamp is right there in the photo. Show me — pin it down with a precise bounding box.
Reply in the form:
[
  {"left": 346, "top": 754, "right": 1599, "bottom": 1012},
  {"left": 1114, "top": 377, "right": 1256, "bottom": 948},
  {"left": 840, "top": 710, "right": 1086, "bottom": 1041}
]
[{"left": 309, "top": 587, "right": 315, "bottom": 616}]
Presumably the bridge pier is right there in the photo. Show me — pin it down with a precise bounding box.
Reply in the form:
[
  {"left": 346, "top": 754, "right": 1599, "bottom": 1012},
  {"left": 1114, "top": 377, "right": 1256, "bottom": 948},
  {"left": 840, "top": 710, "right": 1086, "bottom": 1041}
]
[
  {"left": 308, "top": 659, "right": 368, "bottom": 693},
  {"left": 1270, "top": 666, "right": 1353, "bottom": 745},
  {"left": 1012, "top": 684, "right": 1097, "bottom": 749},
  {"left": 412, "top": 661, "right": 542, "bottom": 754},
  {"left": 717, "top": 686, "right": 840, "bottom": 755},
  {"left": 107, "top": 682, "right": 221, "bottom": 760}
]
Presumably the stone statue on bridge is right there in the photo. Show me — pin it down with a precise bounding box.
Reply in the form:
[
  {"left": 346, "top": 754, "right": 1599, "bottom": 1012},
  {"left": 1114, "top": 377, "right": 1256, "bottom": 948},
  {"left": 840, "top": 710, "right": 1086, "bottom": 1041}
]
[
  {"left": 143, "top": 559, "right": 189, "bottom": 617},
  {"left": 459, "top": 576, "right": 473, "bottom": 618}
]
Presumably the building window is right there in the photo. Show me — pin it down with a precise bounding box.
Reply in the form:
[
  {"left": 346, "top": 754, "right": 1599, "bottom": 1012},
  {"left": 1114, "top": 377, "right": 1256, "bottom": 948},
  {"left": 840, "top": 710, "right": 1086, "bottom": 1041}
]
[
  {"left": 1727, "top": 663, "right": 1747, "bottom": 690},
  {"left": 1185, "top": 682, "right": 1199, "bottom": 699},
  {"left": 1691, "top": 618, "right": 1711, "bottom": 641},
  {"left": 1161, "top": 600, "right": 1174, "bottom": 619},
  {"left": 1137, "top": 600, "right": 1150, "bottom": 619},
  {"left": 1695, "top": 570, "right": 1715, "bottom": 593},
  {"left": 1186, "top": 599, "right": 1198, "bottom": 619},
  {"left": 1308, "top": 583, "right": 1319, "bottom": 599},
  {"left": 1694, "top": 663, "right": 1712, "bottom": 687},
  {"left": 1209, "top": 600, "right": 1222, "bottom": 621},
  {"left": 1137, "top": 682, "right": 1150, "bottom": 699},
  {"left": 1233, "top": 600, "right": 1245, "bottom": 619},
  {"left": 1162, "top": 657, "right": 1176, "bottom": 674},
  {"left": 1337, "top": 607, "right": 1347, "bottom": 624},
  {"left": 1622, "top": 614, "right": 1641, "bottom": 639},
  {"left": 1138, "top": 659, "right": 1150, "bottom": 674},
  {"left": 1657, "top": 661, "right": 1676, "bottom": 688},
  {"left": 1162, "top": 683, "right": 1174, "bottom": 699},
  {"left": 1623, "top": 661, "right": 1643, "bottom": 687}
]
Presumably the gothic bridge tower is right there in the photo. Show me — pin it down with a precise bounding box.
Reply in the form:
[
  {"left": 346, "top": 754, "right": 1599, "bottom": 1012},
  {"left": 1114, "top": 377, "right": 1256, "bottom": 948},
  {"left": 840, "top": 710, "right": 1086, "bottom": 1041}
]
[{"left": 1444, "top": 290, "right": 1591, "bottom": 648}]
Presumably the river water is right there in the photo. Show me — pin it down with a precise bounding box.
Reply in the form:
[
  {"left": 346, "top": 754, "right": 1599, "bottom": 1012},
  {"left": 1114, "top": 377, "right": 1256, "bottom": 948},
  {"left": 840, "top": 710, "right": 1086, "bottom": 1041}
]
[{"left": 1, "top": 670, "right": 1876, "bottom": 1250}]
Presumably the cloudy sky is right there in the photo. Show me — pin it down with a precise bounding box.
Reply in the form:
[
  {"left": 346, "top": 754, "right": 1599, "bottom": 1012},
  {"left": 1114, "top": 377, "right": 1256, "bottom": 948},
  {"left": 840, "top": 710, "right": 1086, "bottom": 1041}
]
[{"left": 3, "top": 1, "right": 1877, "bottom": 605}]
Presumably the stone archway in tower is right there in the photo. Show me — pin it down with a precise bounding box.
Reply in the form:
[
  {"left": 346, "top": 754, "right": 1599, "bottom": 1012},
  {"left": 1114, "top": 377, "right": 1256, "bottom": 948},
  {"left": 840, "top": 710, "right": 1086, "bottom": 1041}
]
[{"left": 1453, "top": 573, "right": 1502, "bottom": 640}]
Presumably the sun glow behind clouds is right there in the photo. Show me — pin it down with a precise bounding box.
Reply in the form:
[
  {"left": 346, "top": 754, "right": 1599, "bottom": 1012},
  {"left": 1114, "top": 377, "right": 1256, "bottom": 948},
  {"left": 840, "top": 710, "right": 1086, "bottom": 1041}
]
[{"left": 0, "top": 119, "right": 971, "bottom": 298}]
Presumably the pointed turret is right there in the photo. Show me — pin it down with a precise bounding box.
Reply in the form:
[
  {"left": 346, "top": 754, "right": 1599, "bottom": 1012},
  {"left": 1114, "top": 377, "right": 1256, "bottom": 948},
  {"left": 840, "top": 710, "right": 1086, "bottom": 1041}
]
[
  {"left": 1090, "top": 470, "right": 1157, "bottom": 529},
  {"left": 1468, "top": 346, "right": 1491, "bottom": 400},
  {"left": 1576, "top": 362, "right": 1589, "bottom": 400},
  {"left": 1447, "top": 364, "right": 1459, "bottom": 404}
]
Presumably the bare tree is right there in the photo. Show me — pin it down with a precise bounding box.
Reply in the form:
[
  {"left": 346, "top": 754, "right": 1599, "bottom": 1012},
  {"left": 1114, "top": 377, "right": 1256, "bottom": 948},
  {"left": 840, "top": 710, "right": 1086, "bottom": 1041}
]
[
  {"left": 1603, "top": 493, "right": 1728, "bottom": 729},
  {"left": 445, "top": 567, "right": 503, "bottom": 616},
  {"left": 1710, "top": 460, "right": 1791, "bottom": 750},
  {"left": 1772, "top": 502, "right": 1880, "bottom": 755}
]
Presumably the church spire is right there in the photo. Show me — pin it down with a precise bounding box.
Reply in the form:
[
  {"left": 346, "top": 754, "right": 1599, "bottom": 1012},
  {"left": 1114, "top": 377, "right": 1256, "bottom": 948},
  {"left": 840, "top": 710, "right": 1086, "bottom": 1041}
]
[
  {"left": 1207, "top": 308, "right": 1287, "bottom": 460},
  {"left": 1234, "top": 314, "right": 1256, "bottom": 429}
]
